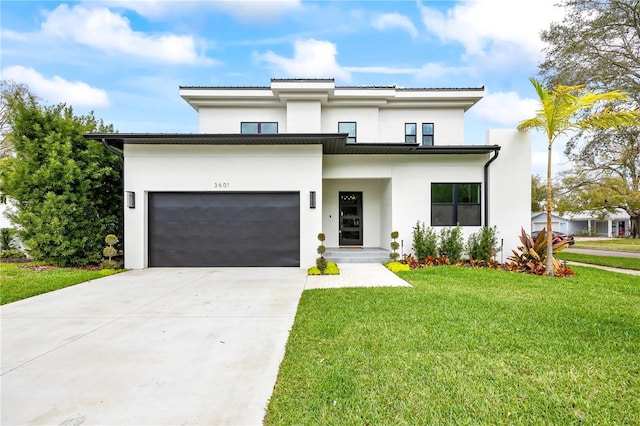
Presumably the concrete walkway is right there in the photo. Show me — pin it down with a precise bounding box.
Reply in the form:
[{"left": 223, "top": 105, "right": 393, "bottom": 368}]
[
  {"left": 305, "top": 263, "right": 412, "bottom": 289},
  {"left": 566, "top": 261, "right": 640, "bottom": 276},
  {"left": 1, "top": 268, "right": 306, "bottom": 426},
  {"left": 566, "top": 247, "right": 640, "bottom": 259}
]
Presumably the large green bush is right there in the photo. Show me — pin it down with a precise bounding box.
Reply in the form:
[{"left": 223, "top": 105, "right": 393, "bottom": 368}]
[
  {"left": 467, "top": 226, "right": 498, "bottom": 264},
  {"left": 0, "top": 87, "right": 122, "bottom": 266},
  {"left": 412, "top": 221, "right": 438, "bottom": 259},
  {"left": 438, "top": 225, "right": 464, "bottom": 262}
]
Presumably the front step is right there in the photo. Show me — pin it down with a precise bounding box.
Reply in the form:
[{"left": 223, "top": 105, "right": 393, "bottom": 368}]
[{"left": 324, "top": 247, "right": 391, "bottom": 264}]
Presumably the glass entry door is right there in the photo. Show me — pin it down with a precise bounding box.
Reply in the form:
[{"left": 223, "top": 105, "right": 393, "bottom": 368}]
[{"left": 339, "top": 192, "right": 363, "bottom": 245}]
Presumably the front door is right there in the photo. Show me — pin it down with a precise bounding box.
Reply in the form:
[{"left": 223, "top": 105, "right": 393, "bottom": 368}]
[{"left": 339, "top": 192, "right": 363, "bottom": 246}]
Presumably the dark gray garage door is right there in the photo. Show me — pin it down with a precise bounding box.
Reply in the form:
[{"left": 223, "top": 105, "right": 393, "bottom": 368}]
[{"left": 148, "top": 192, "right": 300, "bottom": 267}]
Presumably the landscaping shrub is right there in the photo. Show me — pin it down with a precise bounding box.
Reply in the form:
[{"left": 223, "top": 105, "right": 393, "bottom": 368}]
[
  {"left": 308, "top": 261, "right": 340, "bottom": 275},
  {"left": 438, "top": 225, "right": 464, "bottom": 262},
  {"left": 467, "top": 226, "right": 498, "bottom": 264},
  {"left": 389, "top": 231, "right": 400, "bottom": 261},
  {"left": 412, "top": 221, "right": 437, "bottom": 259},
  {"left": 506, "top": 228, "right": 574, "bottom": 277},
  {"left": 385, "top": 261, "right": 410, "bottom": 273}
]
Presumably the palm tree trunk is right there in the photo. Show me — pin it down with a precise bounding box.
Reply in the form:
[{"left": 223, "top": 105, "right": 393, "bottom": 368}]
[{"left": 546, "top": 143, "right": 554, "bottom": 276}]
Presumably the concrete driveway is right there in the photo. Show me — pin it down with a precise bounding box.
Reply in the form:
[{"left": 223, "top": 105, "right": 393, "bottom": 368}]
[{"left": 1, "top": 268, "right": 306, "bottom": 425}]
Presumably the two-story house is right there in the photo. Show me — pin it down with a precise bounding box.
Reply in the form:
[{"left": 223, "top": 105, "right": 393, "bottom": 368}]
[{"left": 87, "top": 78, "right": 531, "bottom": 269}]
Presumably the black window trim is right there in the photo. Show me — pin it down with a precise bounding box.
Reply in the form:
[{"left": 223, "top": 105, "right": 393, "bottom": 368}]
[
  {"left": 338, "top": 121, "right": 357, "bottom": 143},
  {"left": 405, "top": 122, "right": 417, "bottom": 144},
  {"left": 240, "top": 121, "right": 279, "bottom": 134},
  {"left": 431, "top": 182, "right": 481, "bottom": 226},
  {"left": 422, "top": 122, "right": 434, "bottom": 146}
]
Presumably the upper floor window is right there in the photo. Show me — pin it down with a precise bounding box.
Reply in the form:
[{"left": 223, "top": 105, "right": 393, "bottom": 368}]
[
  {"left": 241, "top": 122, "right": 278, "bottom": 134},
  {"left": 339, "top": 122, "right": 357, "bottom": 143},
  {"left": 405, "top": 123, "right": 417, "bottom": 143},
  {"left": 431, "top": 183, "right": 481, "bottom": 226},
  {"left": 422, "top": 123, "right": 434, "bottom": 146}
]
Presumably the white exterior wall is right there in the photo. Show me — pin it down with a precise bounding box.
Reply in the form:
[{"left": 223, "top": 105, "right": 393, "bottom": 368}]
[
  {"left": 378, "top": 108, "right": 464, "bottom": 145},
  {"left": 287, "top": 100, "right": 321, "bottom": 132},
  {"left": 198, "top": 107, "right": 286, "bottom": 133},
  {"left": 123, "top": 144, "right": 323, "bottom": 269},
  {"left": 321, "top": 107, "right": 380, "bottom": 142},
  {"left": 487, "top": 129, "right": 531, "bottom": 260}
]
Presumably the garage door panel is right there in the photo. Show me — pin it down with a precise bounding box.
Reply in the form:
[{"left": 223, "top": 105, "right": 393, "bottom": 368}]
[{"left": 149, "top": 192, "right": 299, "bottom": 267}]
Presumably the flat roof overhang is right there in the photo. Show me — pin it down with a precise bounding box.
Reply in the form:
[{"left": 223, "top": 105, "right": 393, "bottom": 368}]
[{"left": 84, "top": 133, "right": 501, "bottom": 156}]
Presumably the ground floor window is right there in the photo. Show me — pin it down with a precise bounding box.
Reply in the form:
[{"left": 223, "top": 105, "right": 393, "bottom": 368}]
[{"left": 431, "top": 183, "right": 481, "bottom": 226}]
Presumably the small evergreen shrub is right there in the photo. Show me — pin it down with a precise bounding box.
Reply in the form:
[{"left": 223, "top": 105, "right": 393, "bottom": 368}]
[
  {"left": 101, "top": 234, "right": 122, "bottom": 269},
  {"left": 316, "top": 233, "right": 328, "bottom": 273},
  {"left": 0, "top": 248, "right": 26, "bottom": 259},
  {"left": 389, "top": 231, "right": 400, "bottom": 261},
  {"left": 467, "top": 226, "right": 498, "bottom": 264},
  {"left": 438, "top": 225, "right": 464, "bottom": 262},
  {"left": 412, "top": 222, "right": 438, "bottom": 259}
]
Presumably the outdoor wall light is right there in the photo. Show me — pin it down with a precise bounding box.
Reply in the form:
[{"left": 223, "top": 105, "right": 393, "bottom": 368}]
[
  {"left": 126, "top": 191, "right": 135, "bottom": 209},
  {"left": 310, "top": 191, "right": 316, "bottom": 209}
]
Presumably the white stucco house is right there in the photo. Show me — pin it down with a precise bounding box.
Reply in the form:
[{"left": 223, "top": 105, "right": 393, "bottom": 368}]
[{"left": 86, "top": 78, "right": 531, "bottom": 269}]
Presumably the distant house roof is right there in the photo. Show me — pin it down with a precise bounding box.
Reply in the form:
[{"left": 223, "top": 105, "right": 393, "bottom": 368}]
[{"left": 85, "top": 133, "right": 500, "bottom": 156}]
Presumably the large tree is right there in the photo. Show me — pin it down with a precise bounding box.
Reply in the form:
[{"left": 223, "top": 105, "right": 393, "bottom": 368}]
[
  {"left": 540, "top": 0, "right": 640, "bottom": 237},
  {"left": 0, "top": 83, "right": 122, "bottom": 266},
  {"left": 518, "top": 78, "right": 638, "bottom": 276},
  {"left": 557, "top": 127, "right": 640, "bottom": 236}
]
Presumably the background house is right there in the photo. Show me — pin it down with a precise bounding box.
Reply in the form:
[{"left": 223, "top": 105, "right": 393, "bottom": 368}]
[
  {"left": 88, "top": 79, "right": 531, "bottom": 269},
  {"left": 531, "top": 209, "right": 631, "bottom": 237}
]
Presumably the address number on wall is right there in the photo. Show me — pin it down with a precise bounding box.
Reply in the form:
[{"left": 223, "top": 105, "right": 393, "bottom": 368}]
[{"left": 213, "top": 182, "right": 230, "bottom": 189}]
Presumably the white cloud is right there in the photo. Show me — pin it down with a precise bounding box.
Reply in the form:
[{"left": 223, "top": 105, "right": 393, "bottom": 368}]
[
  {"left": 102, "top": 0, "right": 302, "bottom": 23},
  {"left": 1, "top": 66, "right": 109, "bottom": 107},
  {"left": 372, "top": 13, "right": 418, "bottom": 39},
  {"left": 41, "top": 4, "right": 209, "bottom": 64},
  {"left": 472, "top": 91, "right": 539, "bottom": 125},
  {"left": 419, "top": 0, "right": 564, "bottom": 65},
  {"left": 256, "top": 39, "right": 351, "bottom": 81}
]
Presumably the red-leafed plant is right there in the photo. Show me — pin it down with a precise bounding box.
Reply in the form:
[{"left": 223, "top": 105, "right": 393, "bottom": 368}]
[{"left": 506, "top": 228, "right": 574, "bottom": 277}]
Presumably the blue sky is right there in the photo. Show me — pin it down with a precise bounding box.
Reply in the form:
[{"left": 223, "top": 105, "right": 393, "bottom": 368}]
[{"left": 1, "top": 0, "right": 568, "bottom": 176}]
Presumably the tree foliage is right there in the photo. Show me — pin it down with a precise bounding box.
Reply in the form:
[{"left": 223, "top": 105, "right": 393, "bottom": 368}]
[
  {"left": 531, "top": 174, "right": 547, "bottom": 212},
  {"left": 540, "top": 0, "right": 640, "bottom": 237},
  {"left": 0, "top": 83, "right": 123, "bottom": 266},
  {"left": 518, "top": 78, "right": 638, "bottom": 275},
  {"left": 540, "top": 0, "right": 640, "bottom": 100},
  {"left": 1, "top": 80, "right": 30, "bottom": 159},
  {"left": 557, "top": 127, "right": 640, "bottom": 236}
]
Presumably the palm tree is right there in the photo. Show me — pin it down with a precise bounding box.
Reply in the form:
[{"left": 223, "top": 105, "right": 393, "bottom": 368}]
[{"left": 518, "top": 78, "right": 639, "bottom": 276}]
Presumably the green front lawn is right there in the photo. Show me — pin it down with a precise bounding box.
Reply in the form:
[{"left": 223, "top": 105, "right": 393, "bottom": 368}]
[
  {"left": 0, "top": 262, "right": 121, "bottom": 305},
  {"left": 266, "top": 266, "right": 640, "bottom": 425},
  {"left": 574, "top": 238, "right": 640, "bottom": 252},
  {"left": 557, "top": 252, "right": 640, "bottom": 271}
]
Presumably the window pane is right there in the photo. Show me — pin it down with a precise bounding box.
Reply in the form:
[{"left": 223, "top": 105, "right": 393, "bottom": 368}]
[
  {"left": 405, "top": 135, "right": 416, "bottom": 143},
  {"left": 339, "top": 122, "right": 356, "bottom": 137},
  {"left": 432, "top": 205, "right": 455, "bottom": 226},
  {"left": 458, "top": 183, "right": 480, "bottom": 203},
  {"left": 422, "top": 123, "right": 434, "bottom": 135},
  {"left": 458, "top": 205, "right": 481, "bottom": 226},
  {"left": 422, "top": 135, "right": 433, "bottom": 146},
  {"left": 431, "top": 184, "right": 453, "bottom": 203},
  {"left": 241, "top": 122, "right": 258, "bottom": 134},
  {"left": 405, "top": 123, "right": 416, "bottom": 135},
  {"left": 260, "top": 122, "right": 278, "bottom": 134}
]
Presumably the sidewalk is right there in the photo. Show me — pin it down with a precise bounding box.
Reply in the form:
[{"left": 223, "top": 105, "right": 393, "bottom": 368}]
[{"left": 566, "top": 261, "right": 640, "bottom": 276}]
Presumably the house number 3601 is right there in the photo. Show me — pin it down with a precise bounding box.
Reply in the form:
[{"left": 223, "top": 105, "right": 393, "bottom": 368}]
[{"left": 214, "top": 182, "right": 230, "bottom": 189}]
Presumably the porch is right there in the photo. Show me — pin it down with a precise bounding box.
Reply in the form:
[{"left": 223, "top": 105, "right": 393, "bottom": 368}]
[{"left": 324, "top": 247, "right": 391, "bottom": 264}]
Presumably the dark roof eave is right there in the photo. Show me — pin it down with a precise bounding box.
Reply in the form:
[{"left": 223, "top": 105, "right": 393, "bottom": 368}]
[{"left": 84, "top": 133, "right": 500, "bottom": 155}]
